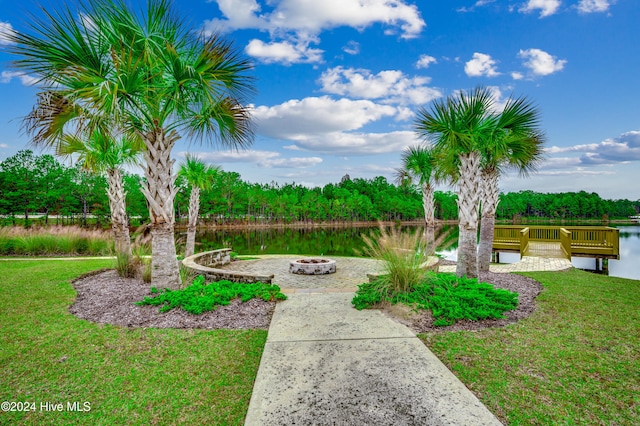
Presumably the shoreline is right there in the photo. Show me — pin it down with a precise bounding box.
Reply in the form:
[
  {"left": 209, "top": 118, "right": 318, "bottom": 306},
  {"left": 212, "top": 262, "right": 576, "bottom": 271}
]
[{"left": 172, "top": 218, "right": 637, "bottom": 230}]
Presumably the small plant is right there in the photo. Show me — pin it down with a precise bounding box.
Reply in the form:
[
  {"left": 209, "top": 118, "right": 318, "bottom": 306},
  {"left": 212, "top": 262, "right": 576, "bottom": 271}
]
[
  {"left": 179, "top": 263, "right": 196, "bottom": 286},
  {"left": 136, "top": 276, "right": 287, "bottom": 314},
  {"left": 359, "top": 224, "right": 443, "bottom": 295},
  {"left": 353, "top": 272, "right": 518, "bottom": 326},
  {"left": 114, "top": 251, "right": 139, "bottom": 278},
  {"left": 141, "top": 258, "right": 152, "bottom": 283}
]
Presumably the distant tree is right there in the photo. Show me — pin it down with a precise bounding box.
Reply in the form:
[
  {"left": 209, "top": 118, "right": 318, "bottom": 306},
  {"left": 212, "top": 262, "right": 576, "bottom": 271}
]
[
  {"left": 0, "top": 150, "right": 45, "bottom": 225},
  {"left": 178, "top": 155, "right": 219, "bottom": 257},
  {"left": 55, "top": 128, "right": 142, "bottom": 255},
  {"left": 396, "top": 144, "right": 442, "bottom": 240}
]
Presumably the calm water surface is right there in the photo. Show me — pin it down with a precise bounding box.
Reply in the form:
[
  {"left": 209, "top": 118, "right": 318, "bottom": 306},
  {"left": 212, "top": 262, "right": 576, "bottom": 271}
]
[{"left": 191, "top": 224, "right": 640, "bottom": 280}]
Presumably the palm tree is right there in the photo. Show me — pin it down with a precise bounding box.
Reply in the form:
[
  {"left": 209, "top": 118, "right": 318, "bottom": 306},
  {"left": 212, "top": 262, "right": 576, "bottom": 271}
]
[
  {"left": 396, "top": 144, "right": 441, "bottom": 241},
  {"left": 414, "top": 87, "right": 495, "bottom": 278},
  {"left": 476, "top": 97, "right": 545, "bottom": 271},
  {"left": 6, "top": 0, "right": 254, "bottom": 289},
  {"left": 58, "top": 129, "right": 142, "bottom": 257},
  {"left": 179, "top": 154, "right": 219, "bottom": 258}
]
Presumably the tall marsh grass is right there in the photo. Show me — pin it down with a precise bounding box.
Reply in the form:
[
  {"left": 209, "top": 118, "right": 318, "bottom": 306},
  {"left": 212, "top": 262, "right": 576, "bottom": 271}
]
[{"left": 0, "top": 226, "right": 114, "bottom": 256}]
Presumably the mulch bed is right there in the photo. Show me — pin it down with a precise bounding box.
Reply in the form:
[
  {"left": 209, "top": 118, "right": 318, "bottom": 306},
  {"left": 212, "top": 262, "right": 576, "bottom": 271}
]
[
  {"left": 69, "top": 270, "right": 275, "bottom": 330},
  {"left": 69, "top": 262, "right": 547, "bottom": 332}
]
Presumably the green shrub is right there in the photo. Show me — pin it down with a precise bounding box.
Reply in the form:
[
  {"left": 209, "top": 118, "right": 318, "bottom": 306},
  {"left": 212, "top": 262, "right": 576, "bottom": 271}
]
[
  {"left": 136, "top": 276, "right": 287, "bottom": 314},
  {"left": 353, "top": 272, "right": 518, "bottom": 326}
]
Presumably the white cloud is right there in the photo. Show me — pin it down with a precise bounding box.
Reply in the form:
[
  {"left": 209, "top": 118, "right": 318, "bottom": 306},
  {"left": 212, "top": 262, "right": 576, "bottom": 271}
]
[
  {"left": 253, "top": 96, "right": 398, "bottom": 139},
  {"left": 245, "top": 38, "right": 323, "bottom": 64},
  {"left": 518, "top": 48, "right": 566, "bottom": 76},
  {"left": 0, "top": 21, "right": 15, "bottom": 45},
  {"left": 284, "top": 130, "right": 418, "bottom": 155},
  {"left": 576, "top": 0, "right": 613, "bottom": 13},
  {"left": 318, "top": 66, "right": 442, "bottom": 106},
  {"left": 519, "top": 0, "right": 561, "bottom": 18},
  {"left": 204, "top": 0, "right": 268, "bottom": 32},
  {"left": 511, "top": 71, "right": 524, "bottom": 80},
  {"left": 0, "top": 71, "right": 38, "bottom": 86},
  {"left": 485, "top": 85, "right": 514, "bottom": 112},
  {"left": 252, "top": 96, "right": 421, "bottom": 155},
  {"left": 464, "top": 53, "right": 500, "bottom": 77},
  {"left": 457, "top": 0, "right": 496, "bottom": 12},
  {"left": 206, "top": 0, "right": 425, "bottom": 63},
  {"left": 183, "top": 149, "right": 323, "bottom": 168},
  {"left": 416, "top": 54, "right": 437, "bottom": 69},
  {"left": 342, "top": 41, "right": 360, "bottom": 55},
  {"left": 546, "top": 131, "right": 640, "bottom": 166},
  {"left": 0, "top": 143, "right": 9, "bottom": 149}
]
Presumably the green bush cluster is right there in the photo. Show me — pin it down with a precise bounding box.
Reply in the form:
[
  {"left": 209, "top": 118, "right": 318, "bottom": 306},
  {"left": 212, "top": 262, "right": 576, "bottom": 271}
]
[
  {"left": 353, "top": 272, "right": 518, "bottom": 326},
  {"left": 137, "top": 276, "right": 287, "bottom": 314}
]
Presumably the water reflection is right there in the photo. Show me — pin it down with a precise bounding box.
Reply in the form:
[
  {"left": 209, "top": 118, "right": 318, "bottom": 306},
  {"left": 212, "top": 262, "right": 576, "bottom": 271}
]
[
  {"left": 186, "top": 224, "right": 639, "bottom": 280},
  {"left": 190, "top": 224, "right": 458, "bottom": 258}
]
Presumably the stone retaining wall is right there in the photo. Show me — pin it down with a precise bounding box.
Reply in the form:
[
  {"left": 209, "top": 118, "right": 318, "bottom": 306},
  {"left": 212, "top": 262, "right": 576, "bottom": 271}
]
[{"left": 182, "top": 248, "right": 274, "bottom": 284}]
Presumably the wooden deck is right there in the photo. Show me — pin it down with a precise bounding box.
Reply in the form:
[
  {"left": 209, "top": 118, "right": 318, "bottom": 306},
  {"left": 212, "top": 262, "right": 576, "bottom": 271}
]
[
  {"left": 493, "top": 225, "right": 620, "bottom": 260},
  {"left": 524, "top": 241, "right": 566, "bottom": 259}
]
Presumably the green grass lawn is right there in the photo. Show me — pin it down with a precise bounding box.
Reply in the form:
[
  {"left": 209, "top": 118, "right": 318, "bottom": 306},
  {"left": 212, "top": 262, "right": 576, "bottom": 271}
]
[
  {"left": 0, "top": 259, "right": 266, "bottom": 425},
  {"left": 420, "top": 268, "right": 640, "bottom": 425}
]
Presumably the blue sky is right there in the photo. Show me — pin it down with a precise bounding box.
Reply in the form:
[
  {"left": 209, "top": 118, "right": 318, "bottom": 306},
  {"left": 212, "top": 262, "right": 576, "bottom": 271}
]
[{"left": 1, "top": 0, "right": 639, "bottom": 200}]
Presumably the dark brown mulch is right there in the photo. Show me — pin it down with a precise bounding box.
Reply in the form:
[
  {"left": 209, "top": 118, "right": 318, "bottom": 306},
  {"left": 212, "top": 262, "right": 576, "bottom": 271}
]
[
  {"left": 69, "top": 270, "right": 275, "bottom": 330},
  {"left": 402, "top": 268, "right": 545, "bottom": 333},
  {"left": 69, "top": 265, "right": 545, "bottom": 333}
]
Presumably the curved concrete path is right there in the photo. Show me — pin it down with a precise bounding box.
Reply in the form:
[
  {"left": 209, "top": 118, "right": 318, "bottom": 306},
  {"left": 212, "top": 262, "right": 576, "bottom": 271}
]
[{"left": 242, "top": 255, "right": 517, "bottom": 425}]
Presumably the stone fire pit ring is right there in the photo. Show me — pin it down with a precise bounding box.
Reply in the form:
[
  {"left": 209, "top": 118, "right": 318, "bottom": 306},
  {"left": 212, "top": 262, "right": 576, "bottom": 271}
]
[{"left": 289, "top": 258, "right": 337, "bottom": 275}]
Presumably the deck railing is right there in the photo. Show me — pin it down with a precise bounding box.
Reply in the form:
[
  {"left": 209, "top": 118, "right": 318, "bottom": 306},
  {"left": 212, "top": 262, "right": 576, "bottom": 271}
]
[
  {"left": 493, "top": 225, "right": 619, "bottom": 259},
  {"left": 519, "top": 227, "right": 530, "bottom": 258},
  {"left": 559, "top": 228, "right": 572, "bottom": 258}
]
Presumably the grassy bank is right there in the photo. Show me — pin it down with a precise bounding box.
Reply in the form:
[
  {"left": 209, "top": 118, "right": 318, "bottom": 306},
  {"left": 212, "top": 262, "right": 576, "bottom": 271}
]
[
  {"left": 420, "top": 269, "right": 640, "bottom": 425},
  {"left": 0, "top": 226, "right": 114, "bottom": 256},
  {"left": 0, "top": 260, "right": 266, "bottom": 425}
]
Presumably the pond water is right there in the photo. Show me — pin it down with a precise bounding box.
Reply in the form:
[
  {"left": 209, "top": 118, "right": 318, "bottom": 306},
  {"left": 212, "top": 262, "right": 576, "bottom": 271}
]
[{"left": 189, "top": 224, "right": 640, "bottom": 281}]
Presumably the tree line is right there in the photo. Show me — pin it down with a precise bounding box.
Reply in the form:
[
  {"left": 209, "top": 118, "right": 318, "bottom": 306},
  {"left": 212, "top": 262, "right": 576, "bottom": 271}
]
[{"left": 1, "top": 150, "right": 638, "bottom": 226}]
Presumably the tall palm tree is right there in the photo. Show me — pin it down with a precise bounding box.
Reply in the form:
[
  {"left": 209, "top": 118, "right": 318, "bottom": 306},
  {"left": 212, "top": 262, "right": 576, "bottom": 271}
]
[
  {"left": 415, "top": 87, "right": 495, "bottom": 278},
  {"left": 476, "top": 97, "right": 545, "bottom": 271},
  {"left": 58, "top": 128, "right": 142, "bottom": 257},
  {"left": 179, "top": 154, "right": 219, "bottom": 258},
  {"left": 6, "top": 0, "right": 254, "bottom": 289},
  {"left": 396, "top": 144, "right": 441, "bottom": 241}
]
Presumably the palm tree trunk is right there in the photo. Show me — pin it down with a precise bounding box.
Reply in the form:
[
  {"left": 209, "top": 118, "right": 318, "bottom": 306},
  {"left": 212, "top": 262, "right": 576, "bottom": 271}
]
[
  {"left": 107, "top": 168, "right": 131, "bottom": 256},
  {"left": 422, "top": 182, "right": 436, "bottom": 242},
  {"left": 185, "top": 186, "right": 200, "bottom": 258},
  {"left": 478, "top": 168, "right": 500, "bottom": 272},
  {"left": 456, "top": 152, "right": 480, "bottom": 278},
  {"left": 139, "top": 129, "right": 181, "bottom": 289}
]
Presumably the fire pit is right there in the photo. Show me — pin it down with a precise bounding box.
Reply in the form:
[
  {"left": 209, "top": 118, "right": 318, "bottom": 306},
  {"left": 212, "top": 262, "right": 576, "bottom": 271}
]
[{"left": 289, "top": 258, "right": 337, "bottom": 275}]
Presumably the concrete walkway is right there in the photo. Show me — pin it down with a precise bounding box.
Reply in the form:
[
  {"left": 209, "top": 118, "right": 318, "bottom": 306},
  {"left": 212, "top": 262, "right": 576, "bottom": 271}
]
[
  {"left": 438, "top": 256, "right": 572, "bottom": 274},
  {"left": 242, "top": 255, "right": 550, "bottom": 425},
  {"left": 245, "top": 292, "right": 503, "bottom": 426}
]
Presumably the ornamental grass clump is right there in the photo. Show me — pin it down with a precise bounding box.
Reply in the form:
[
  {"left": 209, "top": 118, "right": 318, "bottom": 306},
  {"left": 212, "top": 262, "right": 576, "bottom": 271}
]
[
  {"left": 137, "top": 276, "right": 287, "bottom": 315},
  {"left": 359, "top": 225, "right": 438, "bottom": 295}
]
